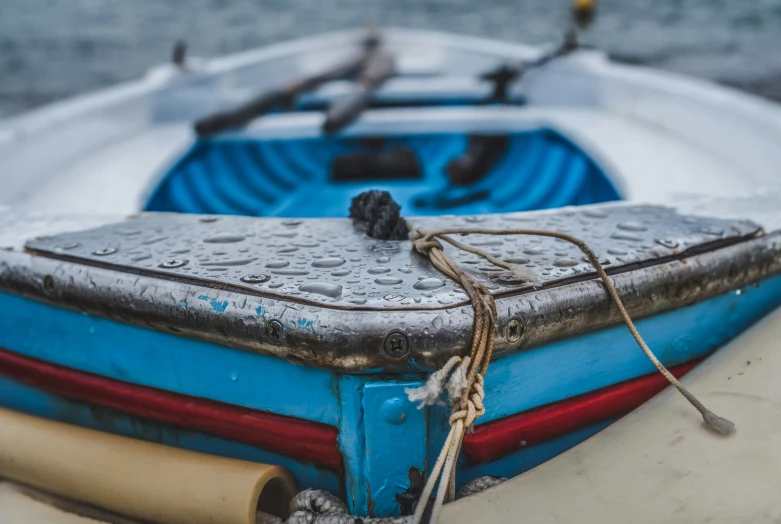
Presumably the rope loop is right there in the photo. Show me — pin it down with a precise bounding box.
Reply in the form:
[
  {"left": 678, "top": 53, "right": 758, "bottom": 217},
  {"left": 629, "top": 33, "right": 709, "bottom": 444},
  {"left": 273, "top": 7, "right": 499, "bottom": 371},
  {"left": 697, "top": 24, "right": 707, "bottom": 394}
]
[
  {"left": 408, "top": 224, "right": 735, "bottom": 524},
  {"left": 410, "top": 227, "right": 444, "bottom": 256}
]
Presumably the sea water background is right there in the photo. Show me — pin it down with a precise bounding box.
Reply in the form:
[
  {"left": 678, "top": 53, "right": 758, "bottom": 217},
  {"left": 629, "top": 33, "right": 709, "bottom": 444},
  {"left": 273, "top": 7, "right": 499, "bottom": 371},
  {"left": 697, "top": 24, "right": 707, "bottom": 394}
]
[{"left": 1, "top": 0, "right": 781, "bottom": 117}]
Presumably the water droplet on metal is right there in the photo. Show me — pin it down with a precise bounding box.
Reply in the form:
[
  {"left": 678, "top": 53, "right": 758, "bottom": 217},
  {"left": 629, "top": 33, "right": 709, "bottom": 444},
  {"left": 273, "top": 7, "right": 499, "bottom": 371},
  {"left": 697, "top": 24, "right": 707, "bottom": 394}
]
[
  {"left": 616, "top": 221, "right": 647, "bottom": 232},
  {"left": 312, "top": 257, "right": 346, "bottom": 268},
  {"left": 523, "top": 247, "right": 545, "bottom": 255},
  {"left": 607, "top": 248, "right": 628, "bottom": 256},
  {"left": 241, "top": 274, "right": 270, "bottom": 284},
  {"left": 505, "top": 257, "right": 530, "bottom": 264},
  {"left": 331, "top": 269, "right": 351, "bottom": 277},
  {"left": 375, "top": 276, "right": 403, "bottom": 285},
  {"left": 610, "top": 232, "right": 643, "bottom": 242},
  {"left": 413, "top": 278, "right": 446, "bottom": 290},
  {"left": 142, "top": 236, "right": 167, "bottom": 245},
  {"left": 203, "top": 234, "right": 245, "bottom": 244},
  {"left": 201, "top": 258, "right": 256, "bottom": 267},
  {"left": 582, "top": 209, "right": 608, "bottom": 219},
  {"left": 377, "top": 256, "right": 390, "bottom": 263},
  {"left": 271, "top": 269, "right": 309, "bottom": 276},
  {"left": 299, "top": 282, "right": 343, "bottom": 299},
  {"left": 265, "top": 261, "right": 289, "bottom": 268},
  {"left": 471, "top": 239, "right": 503, "bottom": 246},
  {"left": 502, "top": 214, "right": 536, "bottom": 222},
  {"left": 368, "top": 266, "right": 391, "bottom": 274},
  {"left": 553, "top": 258, "right": 578, "bottom": 267},
  {"left": 372, "top": 243, "right": 401, "bottom": 254},
  {"left": 701, "top": 226, "right": 724, "bottom": 236}
]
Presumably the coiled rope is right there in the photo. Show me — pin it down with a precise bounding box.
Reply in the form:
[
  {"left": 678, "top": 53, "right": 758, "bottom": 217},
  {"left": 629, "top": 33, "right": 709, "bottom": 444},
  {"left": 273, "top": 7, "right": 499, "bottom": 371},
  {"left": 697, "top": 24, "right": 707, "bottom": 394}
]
[
  {"left": 404, "top": 225, "right": 735, "bottom": 524},
  {"left": 256, "top": 479, "right": 506, "bottom": 524}
]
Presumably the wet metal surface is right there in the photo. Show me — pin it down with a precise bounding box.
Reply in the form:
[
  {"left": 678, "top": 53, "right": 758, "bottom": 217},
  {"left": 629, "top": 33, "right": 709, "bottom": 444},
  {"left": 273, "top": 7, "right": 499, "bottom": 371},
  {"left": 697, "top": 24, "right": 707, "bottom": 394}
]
[
  {"left": 23, "top": 205, "right": 761, "bottom": 310},
  {"left": 1, "top": 203, "right": 778, "bottom": 371}
]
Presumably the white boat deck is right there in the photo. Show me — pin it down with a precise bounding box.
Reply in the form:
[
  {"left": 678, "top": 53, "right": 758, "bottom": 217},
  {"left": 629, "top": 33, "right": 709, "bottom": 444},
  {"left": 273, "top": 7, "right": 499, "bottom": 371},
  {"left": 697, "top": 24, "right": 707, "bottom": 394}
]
[
  {"left": 1, "top": 27, "right": 780, "bottom": 214},
  {"left": 4, "top": 105, "right": 776, "bottom": 216},
  {"left": 443, "top": 306, "right": 781, "bottom": 524}
]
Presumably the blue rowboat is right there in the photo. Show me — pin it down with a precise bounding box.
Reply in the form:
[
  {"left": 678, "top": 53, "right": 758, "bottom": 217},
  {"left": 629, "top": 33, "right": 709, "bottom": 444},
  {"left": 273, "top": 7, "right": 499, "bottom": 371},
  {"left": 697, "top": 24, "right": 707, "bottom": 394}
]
[{"left": 1, "top": 24, "right": 781, "bottom": 524}]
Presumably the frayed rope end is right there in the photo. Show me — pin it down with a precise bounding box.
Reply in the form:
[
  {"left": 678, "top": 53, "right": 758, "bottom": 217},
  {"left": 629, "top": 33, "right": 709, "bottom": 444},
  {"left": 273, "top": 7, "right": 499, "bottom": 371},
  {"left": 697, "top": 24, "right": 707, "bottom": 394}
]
[
  {"left": 405, "top": 357, "right": 469, "bottom": 410},
  {"left": 702, "top": 409, "right": 735, "bottom": 435},
  {"left": 510, "top": 265, "right": 541, "bottom": 288}
]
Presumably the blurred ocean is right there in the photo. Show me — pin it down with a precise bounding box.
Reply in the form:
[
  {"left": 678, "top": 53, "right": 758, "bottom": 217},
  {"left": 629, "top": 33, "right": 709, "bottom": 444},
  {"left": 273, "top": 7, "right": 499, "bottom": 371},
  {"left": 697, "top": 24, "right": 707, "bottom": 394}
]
[{"left": 1, "top": 0, "right": 781, "bottom": 117}]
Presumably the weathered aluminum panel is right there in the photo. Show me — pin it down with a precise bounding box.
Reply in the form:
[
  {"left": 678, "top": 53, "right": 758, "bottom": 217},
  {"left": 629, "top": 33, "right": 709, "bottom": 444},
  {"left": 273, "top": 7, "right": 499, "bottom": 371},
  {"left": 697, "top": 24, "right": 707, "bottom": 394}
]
[
  {"left": 1, "top": 203, "right": 779, "bottom": 371},
  {"left": 23, "top": 205, "right": 760, "bottom": 310}
]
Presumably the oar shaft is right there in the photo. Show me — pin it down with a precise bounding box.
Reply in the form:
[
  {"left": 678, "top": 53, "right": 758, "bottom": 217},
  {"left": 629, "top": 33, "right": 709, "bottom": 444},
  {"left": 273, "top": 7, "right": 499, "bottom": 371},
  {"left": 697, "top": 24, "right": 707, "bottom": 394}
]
[
  {"left": 322, "top": 50, "right": 395, "bottom": 134},
  {"left": 194, "top": 48, "right": 370, "bottom": 136}
]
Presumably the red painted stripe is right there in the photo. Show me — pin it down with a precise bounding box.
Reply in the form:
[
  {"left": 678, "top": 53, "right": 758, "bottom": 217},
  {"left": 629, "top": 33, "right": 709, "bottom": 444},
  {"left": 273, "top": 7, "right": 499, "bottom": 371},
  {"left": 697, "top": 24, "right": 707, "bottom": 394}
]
[
  {"left": 0, "top": 347, "right": 342, "bottom": 471},
  {"left": 462, "top": 360, "right": 700, "bottom": 465}
]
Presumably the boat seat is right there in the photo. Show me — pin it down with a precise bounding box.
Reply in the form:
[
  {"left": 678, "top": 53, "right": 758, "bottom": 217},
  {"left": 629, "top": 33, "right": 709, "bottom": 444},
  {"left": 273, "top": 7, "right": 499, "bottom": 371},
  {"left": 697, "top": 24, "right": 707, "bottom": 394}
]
[{"left": 146, "top": 128, "right": 620, "bottom": 218}]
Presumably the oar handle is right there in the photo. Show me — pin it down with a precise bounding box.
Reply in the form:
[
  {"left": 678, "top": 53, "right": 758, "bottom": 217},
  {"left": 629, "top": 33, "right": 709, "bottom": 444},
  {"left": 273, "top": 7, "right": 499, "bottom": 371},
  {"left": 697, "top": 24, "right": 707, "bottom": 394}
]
[
  {"left": 194, "top": 89, "right": 293, "bottom": 136},
  {"left": 194, "top": 35, "right": 377, "bottom": 137},
  {"left": 322, "top": 51, "right": 395, "bottom": 134}
]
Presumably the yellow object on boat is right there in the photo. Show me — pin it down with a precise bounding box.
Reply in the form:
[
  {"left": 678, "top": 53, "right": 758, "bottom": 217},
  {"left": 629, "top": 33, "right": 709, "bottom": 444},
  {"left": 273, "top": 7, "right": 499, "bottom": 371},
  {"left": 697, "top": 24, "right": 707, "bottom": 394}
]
[{"left": 0, "top": 407, "right": 297, "bottom": 524}]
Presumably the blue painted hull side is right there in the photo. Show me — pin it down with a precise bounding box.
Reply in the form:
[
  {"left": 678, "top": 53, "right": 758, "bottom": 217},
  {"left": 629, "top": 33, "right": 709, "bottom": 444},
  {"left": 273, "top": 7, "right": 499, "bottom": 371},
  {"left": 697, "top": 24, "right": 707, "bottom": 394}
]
[
  {"left": 480, "top": 278, "right": 781, "bottom": 424},
  {"left": 1, "top": 277, "right": 780, "bottom": 516},
  {"left": 0, "top": 375, "right": 342, "bottom": 494},
  {"left": 0, "top": 291, "right": 339, "bottom": 426}
]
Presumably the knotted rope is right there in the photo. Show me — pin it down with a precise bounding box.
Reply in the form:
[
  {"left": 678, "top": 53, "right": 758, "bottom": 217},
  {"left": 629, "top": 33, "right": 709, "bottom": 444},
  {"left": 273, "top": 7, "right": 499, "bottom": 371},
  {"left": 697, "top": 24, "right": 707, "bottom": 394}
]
[
  {"left": 256, "top": 489, "right": 411, "bottom": 524},
  {"left": 255, "top": 479, "right": 507, "bottom": 524},
  {"left": 406, "top": 225, "right": 735, "bottom": 524}
]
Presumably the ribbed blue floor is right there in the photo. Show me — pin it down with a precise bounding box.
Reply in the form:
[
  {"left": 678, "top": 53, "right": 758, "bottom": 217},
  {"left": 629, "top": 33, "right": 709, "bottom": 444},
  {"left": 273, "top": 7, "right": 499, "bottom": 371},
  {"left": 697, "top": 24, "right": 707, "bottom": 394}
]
[{"left": 146, "top": 129, "right": 620, "bottom": 217}]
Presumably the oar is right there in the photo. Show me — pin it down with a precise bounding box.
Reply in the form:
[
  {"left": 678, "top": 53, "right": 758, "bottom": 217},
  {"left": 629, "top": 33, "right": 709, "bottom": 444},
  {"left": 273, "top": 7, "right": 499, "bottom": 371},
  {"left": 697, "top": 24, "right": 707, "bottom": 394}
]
[
  {"left": 321, "top": 49, "right": 396, "bottom": 134},
  {"left": 481, "top": 0, "right": 597, "bottom": 102},
  {"left": 194, "top": 33, "right": 380, "bottom": 136}
]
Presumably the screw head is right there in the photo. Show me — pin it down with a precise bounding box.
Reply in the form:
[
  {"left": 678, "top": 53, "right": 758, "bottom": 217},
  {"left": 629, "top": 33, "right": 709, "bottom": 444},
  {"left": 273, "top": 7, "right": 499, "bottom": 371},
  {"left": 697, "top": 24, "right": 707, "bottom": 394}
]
[
  {"left": 381, "top": 398, "right": 408, "bottom": 425},
  {"left": 372, "top": 243, "right": 401, "bottom": 254},
  {"left": 383, "top": 330, "right": 409, "bottom": 358},
  {"left": 159, "top": 259, "right": 188, "bottom": 269},
  {"left": 506, "top": 318, "right": 524, "bottom": 344},
  {"left": 266, "top": 319, "right": 283, "bottom": 344},
  {"left": 655, "top": 238, "right": 679, "bottom": 249},
  {"left": 93, "top": 247, "right": 117, "bottom": 256},
  {"left": 241, "top": 274, "right": 270, "bottom": 284},
  {"left": 42, "top": 275, "right": 55, "bottom": 294}
]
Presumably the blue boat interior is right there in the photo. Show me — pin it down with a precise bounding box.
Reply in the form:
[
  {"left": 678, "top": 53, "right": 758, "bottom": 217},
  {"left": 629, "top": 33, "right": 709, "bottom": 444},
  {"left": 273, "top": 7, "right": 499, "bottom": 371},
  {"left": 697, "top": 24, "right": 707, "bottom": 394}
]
[{"left": 146, "top": 128, "right": 620, "bottom": 217}]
